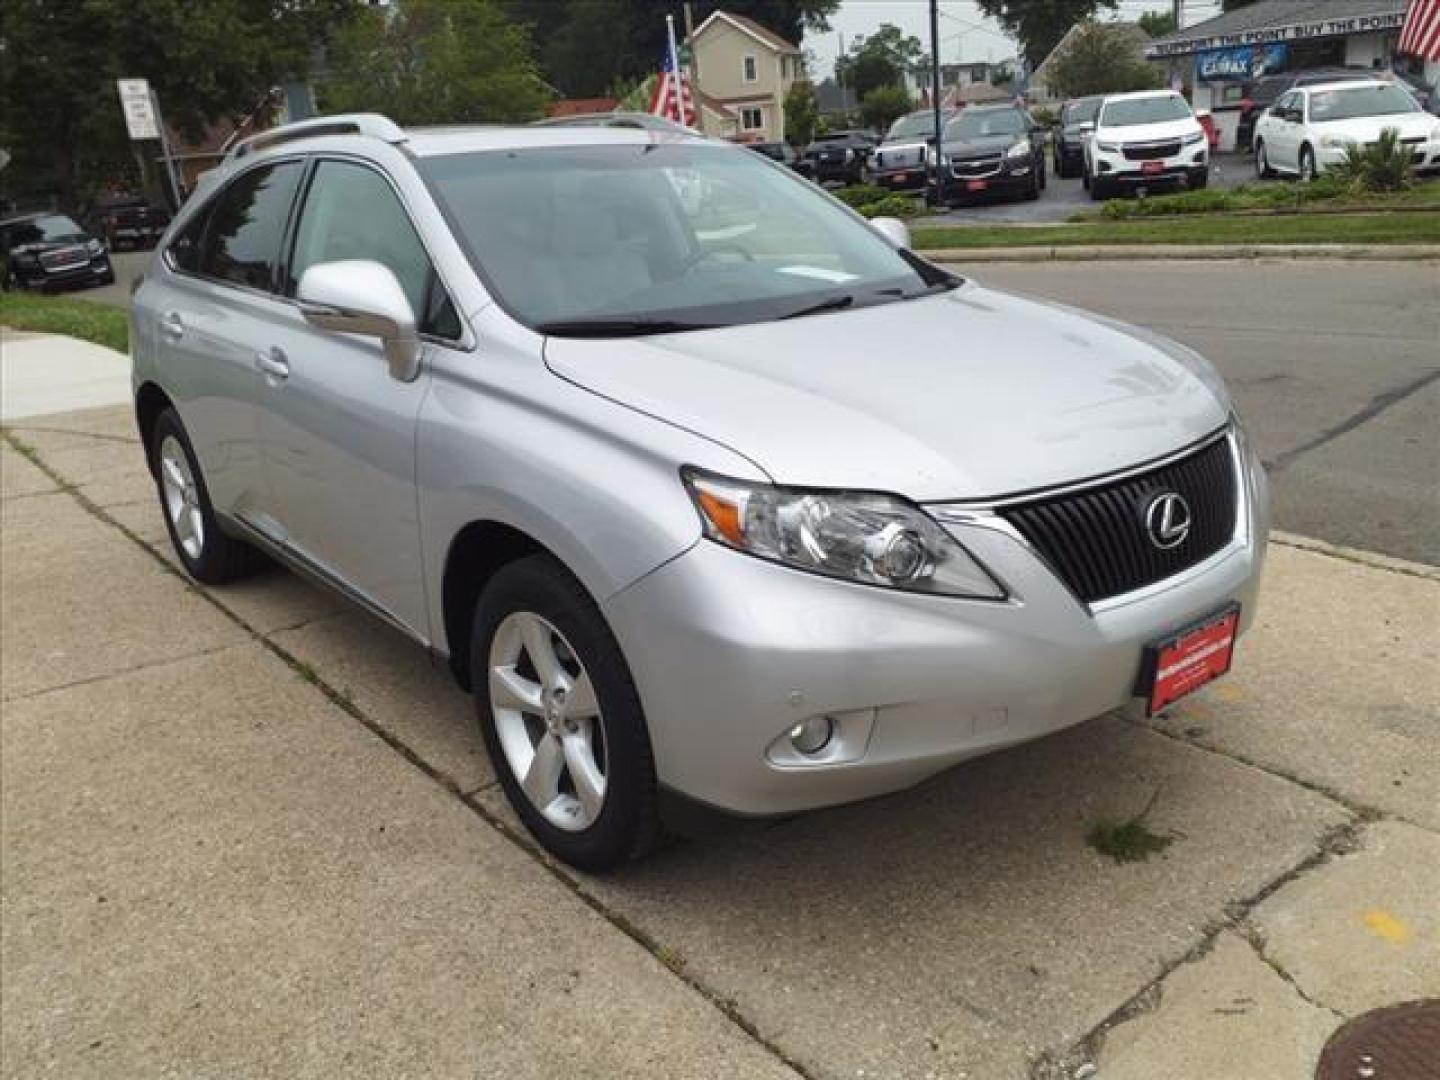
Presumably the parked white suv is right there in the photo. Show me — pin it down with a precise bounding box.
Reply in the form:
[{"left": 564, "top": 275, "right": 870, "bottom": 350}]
[
  {"left": 1085, "top": 90, "right": 1209, "bottom": 200},
  {"left": 1253, "top": 79, "right": 1440, "bottom": 181}
]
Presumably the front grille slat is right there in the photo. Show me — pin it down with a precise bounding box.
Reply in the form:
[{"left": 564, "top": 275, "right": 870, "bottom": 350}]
[{"left": 1000, "top": 435, "right": 1238, "bottom": 603}]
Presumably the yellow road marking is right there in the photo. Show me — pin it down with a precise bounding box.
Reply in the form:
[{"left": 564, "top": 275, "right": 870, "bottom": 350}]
[{"left": 1363, "top": 909, "right": 1413, "bottom": 944}]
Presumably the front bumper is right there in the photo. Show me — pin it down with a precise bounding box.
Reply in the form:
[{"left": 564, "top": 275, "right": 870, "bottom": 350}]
[
  {"left": 606, "top": 436, "right": 1269, "bottom": 817},
  {"left": 939, "top": 158, "right": 1038, "bottom": 199},
  {"left": 11, "top": 255, "right": 113, "bottom": 290},
  {"left": 873, "top": 165, "right": 929, "bottom": 190},
  {"left": 1093, "top": 144, "right": 1208, "bottom": 185}
]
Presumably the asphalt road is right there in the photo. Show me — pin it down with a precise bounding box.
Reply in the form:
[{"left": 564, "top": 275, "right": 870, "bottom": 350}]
[
  {"left": 87, "top": 252, "right": 1438, "bottom": 564},
  {"left": 960, "top": 260, "right": 1440, "bottom": 565}
]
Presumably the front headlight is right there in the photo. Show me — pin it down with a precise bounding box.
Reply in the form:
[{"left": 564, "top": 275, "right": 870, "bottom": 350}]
[
  {"left": 682, "top": 470, "right": 1005, "bottom": 599},
  {"left": 1096, "top": 139, "right": 1119, "bottom": 153},
  {"left": 1319, "top": 134, "right": 1355, "bottom": 149},
  {"left": 1005, "top": 140, "right": 1031, "bottom": 160},
  {"left": 1182, "top": 130, "right": 1204, "bottom": 146}
]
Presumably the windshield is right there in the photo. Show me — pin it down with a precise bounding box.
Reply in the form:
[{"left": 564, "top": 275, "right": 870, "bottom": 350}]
[
  {"left": 1309, "top": 84, "right": 1418, "bottom": 121},
  {"left": 3, "top": 215, "right": 86, "bottom": 246},
  {"left": 887, "top": 113, "right": 938, "bottom": 140},
  {"left": 945, "top": 109, "right": 1027, "bottom": 139},
  {"left": 1101, "top": 95, "right": 1192, "bottom": 127},
  {"left": 420, "top": 144, "right": 948, "bottom": 335},
  {"left": 1062, "top": 99, "right": 1101, "bottom": 125}
]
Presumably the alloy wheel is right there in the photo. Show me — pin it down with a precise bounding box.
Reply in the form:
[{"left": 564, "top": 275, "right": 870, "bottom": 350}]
[
  {"left": 488, "top": 611, "right": 607, "bottom": 832},
  {"left": 159, "top": 435, "right": 205, "bottom": 559}
]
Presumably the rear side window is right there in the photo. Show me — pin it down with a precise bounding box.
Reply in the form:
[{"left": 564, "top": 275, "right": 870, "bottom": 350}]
[
  {"left": 196, "top": 161, "right": 303, "bottom": 292},
  {"left": 287, "top": 159, "right": 459, "bottom": 340}
]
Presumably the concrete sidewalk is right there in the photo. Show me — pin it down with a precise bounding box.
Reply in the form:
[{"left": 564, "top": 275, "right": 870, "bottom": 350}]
[
  {"left": 2, "top": 404, "right": 1436, "bottom": 1079},
  {"left": 0, "top": 327, "right": 132, "bottom": 422}
]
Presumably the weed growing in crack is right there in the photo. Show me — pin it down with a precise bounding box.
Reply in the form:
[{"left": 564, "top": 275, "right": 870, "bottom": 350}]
[{"left": 1087, "top": 790, "right": 1174, "bottom": 864}]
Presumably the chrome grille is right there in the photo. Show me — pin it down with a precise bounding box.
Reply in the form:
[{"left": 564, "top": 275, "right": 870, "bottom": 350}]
[
  {"left": 950, "top": 155, "right": 1001, "bottom": 178},
  {"left": 1122, "top": 139, "right": 1181, "bottom": 161}
]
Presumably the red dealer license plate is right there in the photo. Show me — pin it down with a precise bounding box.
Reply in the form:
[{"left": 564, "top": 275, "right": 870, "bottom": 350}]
[
  {"left": 966, "top": 179, "right": 988, "bottom": 191},
  {"left": 1141, "top": 161, "right": 1165, "bottom": 175},
  {"left": 1137, "top": 604, "right": 1240, "bottom": 716}
]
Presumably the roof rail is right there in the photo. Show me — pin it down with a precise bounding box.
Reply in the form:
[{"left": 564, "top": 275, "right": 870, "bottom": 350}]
[{"left": 226, "top": 113, "right": 406, "bottom": 161}]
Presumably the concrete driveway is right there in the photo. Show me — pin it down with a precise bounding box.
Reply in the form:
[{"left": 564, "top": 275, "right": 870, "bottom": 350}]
[{"left": 3, "top": 391, "right": 1436, "bottom": 1078}]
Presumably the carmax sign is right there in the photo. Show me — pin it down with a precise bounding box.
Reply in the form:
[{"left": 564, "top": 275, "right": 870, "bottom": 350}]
[{"left": 1146, "top": 10, "right": 1407, "bottom": 57}]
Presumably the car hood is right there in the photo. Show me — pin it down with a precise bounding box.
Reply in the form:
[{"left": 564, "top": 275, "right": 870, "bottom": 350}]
[
  {"left": 8, "top": 237, "right": 90, "bottom": 256},
  {"left": 940, "top": 133, "right": 1021, "bottom": 156},
  {"left": 543, "top": 284, "right": 1228, "bottom": 501},
  {"left": 1313, "top": 113, "right": 1434, "bottom": 141},
  {"left": 1099, "top": 117, "right": 1198, "bottom": 142}
]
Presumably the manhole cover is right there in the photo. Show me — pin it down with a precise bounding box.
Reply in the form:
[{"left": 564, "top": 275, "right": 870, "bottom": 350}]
[{"left": 1317, "top": 1000, "right": 1440, "bottom": 1080}]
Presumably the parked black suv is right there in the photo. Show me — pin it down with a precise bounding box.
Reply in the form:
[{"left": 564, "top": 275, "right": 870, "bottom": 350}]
[
  {"left": 746, "top": 141, "right": 801, "bottom": 169},
  {"left": 930, "top": 104, "right": 1046, "bottom": 205},
  {"left": 1235, "top": 69, "right": 1374, "bottom": 150},
  {"left": 799, "top": 130, "right": 876, "bottom": 184},
  {"left": 1, "top": 212, "right": 115, "bottom": 292},
  {"left": 82, "top": 193, "right": 172, "bottom": 251},
  {"left": 1053, "top": 96, "right": 1102, "bottom": 178}
]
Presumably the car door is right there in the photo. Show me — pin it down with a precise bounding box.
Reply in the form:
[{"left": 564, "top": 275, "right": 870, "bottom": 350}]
[
  {"left": 257, "top": 156, "right": 465, "bottom": 638},
  {"left": 152, "top": 159, "right": 306, "bottom": 524},
  {"left": 1270, "top": 92, "right": 1303, "bottom": 170}
]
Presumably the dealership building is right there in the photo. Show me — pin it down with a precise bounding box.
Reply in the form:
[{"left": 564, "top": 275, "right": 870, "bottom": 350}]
[{"left": 1146, "top": 0, "right": 1439, "bottom": 150}]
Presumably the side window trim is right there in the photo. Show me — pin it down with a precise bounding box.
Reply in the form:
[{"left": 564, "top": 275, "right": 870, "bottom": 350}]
[
  {"left": 282, "top": 153, "right": 465, "bottom": 347},
  {"left": 164, "top": 154, "right": 307, "bottom": 301}
]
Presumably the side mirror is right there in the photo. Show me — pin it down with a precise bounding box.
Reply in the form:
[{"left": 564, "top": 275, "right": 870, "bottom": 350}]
[
  {"left": 297, "top": 260, "right": 421, "bottom": 382},
  {"left": 1078, "top": 121, "right": 1096, "bottom": 135},
  {"left": 869, "top": 216, "right": 911, "bottom": 249}
]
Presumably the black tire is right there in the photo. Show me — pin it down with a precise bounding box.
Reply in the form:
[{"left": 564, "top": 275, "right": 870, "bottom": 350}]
[
  {"left": 149, "top": 408, "right": 266, "bottom": 585},
  {"left": 1256, "top": 140, "right": 1275, "bottom": 179},
  {"left": 1090, "top": 176, "right": 1111, "bottom": 201},
  {"left": 1081, "top": 166, "right": 1091, "bottom": 191},
  {"left": 1023, "top": 172, "right": 1041, "bottom": 200},
  {"left": 471, "top": 554, "right": 660, "bottom": 872},
  {"left": 1038, "top": 160, "right": 1047, "bottom": 191},
  {"left": 1189, "top": 168, "right": 1209, "bottom": 190},
  {"left": 1299, "top": 145, "right": 1317, "bottom": 183}
]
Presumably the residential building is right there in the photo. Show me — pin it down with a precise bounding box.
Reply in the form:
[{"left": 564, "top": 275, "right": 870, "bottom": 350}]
[{"left": 689, "top": 9, "right": 804, "bottom": 142}]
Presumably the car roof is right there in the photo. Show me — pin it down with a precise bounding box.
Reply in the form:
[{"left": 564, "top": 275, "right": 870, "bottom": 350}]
[
  {"left": 1297, "top": 78, "right": 1390, "bottom": 94},
  {"left": 1101, "top": 89, "right": 1181, "bottom": 103}
]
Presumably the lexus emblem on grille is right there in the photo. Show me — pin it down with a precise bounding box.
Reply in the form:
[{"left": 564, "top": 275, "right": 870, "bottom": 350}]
[{"left": 1144, "top": 491, "right": 1192, "bottom": 550}]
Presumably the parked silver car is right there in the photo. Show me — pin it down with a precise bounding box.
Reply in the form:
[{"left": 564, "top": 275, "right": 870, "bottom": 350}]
[{"left": 131, "top": 114, "right": 1268, "bottom": 870}]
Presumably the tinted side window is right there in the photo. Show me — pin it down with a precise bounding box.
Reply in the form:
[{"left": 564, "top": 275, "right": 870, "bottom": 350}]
[
  {"left": 288, "top": 160, "right": 460, "bottom": 340},
  {"left": 168, "top": 207, "right": 210, "bottom": 273},
  {"left": 197, "top": 161, "right": 303, "bottom": 292}
]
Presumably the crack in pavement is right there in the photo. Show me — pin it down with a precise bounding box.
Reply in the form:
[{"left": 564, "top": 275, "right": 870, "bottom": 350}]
[
  {"left": 1235, "top": 923, "right": 1346, "bottom": 1021},
  {"left": 1, "top": 427, "right": 815, "bottom": 1080},
  {"left": 1265, "top": 367, "right": 1440, "bottom": 473}
]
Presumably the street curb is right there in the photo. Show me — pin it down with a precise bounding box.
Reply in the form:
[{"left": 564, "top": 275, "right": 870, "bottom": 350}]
[
  {"left": 1270, "top": 530, "right": 1440, "bottom": 582},
  {"left": 920, "top": 244, "right": 1440, "bottom": 262}
]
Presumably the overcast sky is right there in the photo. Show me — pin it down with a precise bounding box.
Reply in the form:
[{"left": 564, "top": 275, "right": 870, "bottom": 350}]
[{"left": 800, "top": 0, "right": 1225, "bottom": 77}]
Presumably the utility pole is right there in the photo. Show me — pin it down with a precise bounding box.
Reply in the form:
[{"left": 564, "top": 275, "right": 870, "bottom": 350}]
[
  {"left": 837, "top": 32, "right": 848, "bottom": 113},
  {"left": 929, "top": 0, "right": 945, "bottom": 207},
  {"left": 1173, "top": 0, "right": 1183, "bottom": 31},
  {"left": 683, "top": 2, "right": 705, "bottom": 135}
]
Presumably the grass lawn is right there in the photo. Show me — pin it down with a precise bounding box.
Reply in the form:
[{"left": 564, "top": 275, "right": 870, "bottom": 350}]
[
  {"left": 1066, "top": 176, "right": 1440, "bottom": 222},
  {"left": 0, "top": 291, "right": 128, "bottom": 352},
  {"left": 910, "top": 211, "right": 1440, "bottom": 250}
]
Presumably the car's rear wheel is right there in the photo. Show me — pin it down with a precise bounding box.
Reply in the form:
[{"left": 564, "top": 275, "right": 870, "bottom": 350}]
[
  {"left": 1299, "top": 145, "right": 1318, "bottom": 183},
  {"left": 150, "top": 408, "right": 266, "bottom": 584},
  {"left": 471, "top": 555, "right": 659, "bottom": 872},
  {"left": 1256, "top": 140, "right": 1274, "bottom": 179},
  {"left": 1090, "top": 175, "right": 1111, "bottom": 201}
]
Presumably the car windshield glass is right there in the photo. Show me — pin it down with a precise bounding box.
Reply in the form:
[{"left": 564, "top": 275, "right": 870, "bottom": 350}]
[
  {"left": 945, "top": 109, "right": 1026, "bottom": 139},
  {"left": 887, "top": 113, "right": 937, "bottom": 139},
  {"left": 1063, "top": 99, "right": 1100, "bottom": 124},
  {"left": 1309, "top": 84, "right": 1418, "bottom": 121},
  {"left": 1101, "top": 95, "right": 1191, "bottom": 126},
  {"left": 4, "top": 215, "right": 86, "bottom": 245},
  {"left": 1250, "top": 78, "right": 1288, "bottom": 104},
  {"left": 420, "top": 143, "right": 945, "bottom": 335}
]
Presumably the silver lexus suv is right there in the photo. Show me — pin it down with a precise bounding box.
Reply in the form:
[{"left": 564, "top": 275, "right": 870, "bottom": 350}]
[{"left": 132, "top": 114, "right": 1268, "bottom": 870}]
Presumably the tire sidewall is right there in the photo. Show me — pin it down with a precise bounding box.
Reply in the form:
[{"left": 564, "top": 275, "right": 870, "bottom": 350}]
[
  {"left": 150, "top": 409, "right": 227, "bottom": 582},
  {"left": 471, "top": 556, "right": 656, "bottom": 872}
]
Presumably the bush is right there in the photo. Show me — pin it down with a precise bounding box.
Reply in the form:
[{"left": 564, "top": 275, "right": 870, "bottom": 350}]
[
  {"left": 1030, "top": 106, "right": 1058, "bottom": 129},
  {"left": 831, "top": 183, "right": 888, "bottom": 208},
  {"left": 1331, "top": 127, "right": 1413, "bottom": 193},
  {"left": 858, "top": 194, "right": 921, "bottom": 218}
]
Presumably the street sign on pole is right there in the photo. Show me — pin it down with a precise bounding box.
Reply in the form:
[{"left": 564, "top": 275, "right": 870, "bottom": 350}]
[{"left": 116, "top": 79, "right": 160, "bottom": 141}]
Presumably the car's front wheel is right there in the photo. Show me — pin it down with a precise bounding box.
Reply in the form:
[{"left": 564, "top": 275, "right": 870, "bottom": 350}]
[
  {"left": 472, "top": 555, "right": 659, "bottom": 872},
  {"left": 1256, "top": 140, "right": 1275, "bottom": 178},
  {"left": 149, "top": 408, "right": 266, "bottom": 584}
]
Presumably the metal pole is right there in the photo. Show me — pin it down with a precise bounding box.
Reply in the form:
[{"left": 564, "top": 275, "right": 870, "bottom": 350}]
[
  {"left": 149, "top": 88, "right": 184, "bottom": 209},
  {"left": 683, "top": 2, "right": 705, "bottom": 135},
  {"left": 1173, "top": 0, "right": 1183, "bottom": 31},
  {"left": 838, "top": 32, "right": 848, "bottom": 113},
  {"left": 929, "top": 0, "right": 945, "bottom": 207}
]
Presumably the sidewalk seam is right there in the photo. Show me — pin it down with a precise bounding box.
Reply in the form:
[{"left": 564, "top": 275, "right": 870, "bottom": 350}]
[
  {"left": 2, "top": 427, "right": 815, "bottom": 1080},
  {"left": 2, "top": 641, "right": 250, "bottom": 706},
  {"left": 1269, "top": 530, "right": 1440, "bottom": 582},
  {"left": 1234, "top": 923, "right": 1345, "bottom": 1021}
]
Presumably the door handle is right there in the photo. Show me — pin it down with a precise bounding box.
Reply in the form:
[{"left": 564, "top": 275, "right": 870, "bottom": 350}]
[
  {"left": 159, "top": 311, "right": 185, "bottom": 339},
  {"left": 255, "top": 347, "right": 290, "bottom": 382}
]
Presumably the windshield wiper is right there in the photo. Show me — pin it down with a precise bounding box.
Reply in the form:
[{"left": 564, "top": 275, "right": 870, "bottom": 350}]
[
  {"left": 536, "top": 318, "right": 719, "bottom": 338},
  {"left": 777, "top": 294, "right": 855, "bottom": 320}
]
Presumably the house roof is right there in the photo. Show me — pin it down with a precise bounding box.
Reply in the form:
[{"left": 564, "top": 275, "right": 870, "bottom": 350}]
[
  {"left": 1031, "top": 22, "right": 1151, "bottom": 87},
  {"left": 1146, "top": 0, "right": 1407, "bottom": 57},
  {"left": 694, "top": 9, "right": 800, "bottom": 54}
]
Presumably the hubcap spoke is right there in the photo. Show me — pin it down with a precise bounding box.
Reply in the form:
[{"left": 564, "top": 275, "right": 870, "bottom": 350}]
[
  {"left": 490, "top": 665, "right": 543, "bottom": 714},
  {"left": 562, "top": 729, "right": 606, "bottom": 821},
  {"left": 162, "top": 456, "right": 187, "bottom": 490},
  {"left": 519, "top": 615, "right": 562, "bottom": 690},
  {"left": 521, "top": 733, "right": 565, "bottom": 807},
  {"left": 562, "top": 670, "right": 599, "bottom": 720}
]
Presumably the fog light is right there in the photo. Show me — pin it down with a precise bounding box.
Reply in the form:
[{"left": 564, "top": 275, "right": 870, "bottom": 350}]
[{"left": 788, "top": 715, "right": 834, "bottom": 755}]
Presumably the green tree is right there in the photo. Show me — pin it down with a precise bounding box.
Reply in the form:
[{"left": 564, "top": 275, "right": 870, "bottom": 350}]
[
  {"left": 974, "top": 0, "right": 1118, "bottom": 70},
  {"left": 784, "top": 82, "right": 820, "bottom": 148},
  {"left": 321, "top": 0, "right": 551, "bottom": 124},
  {"left": 1138, "top": 10, "right": 1177, "bottom": 37},
  {"left": 836, "top": 23, "right": 925, "bottom": 101},
  {"left": 1048, "top": 23, "right": 1163, "bottom": 98},
  {"left": 0, "top": 0, "right": 357, "bottom": 208},
  {"left": 860, "top": 85, "right": 912, "bottom": 134}
]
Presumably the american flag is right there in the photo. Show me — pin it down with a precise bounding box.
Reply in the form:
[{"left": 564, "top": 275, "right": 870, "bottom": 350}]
[
  {"left": 650, "top": 18, "right": 696, "bottom": 127},
  {"left": 1398, "top": 0, "right": 1440, "bottom": 60}
]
